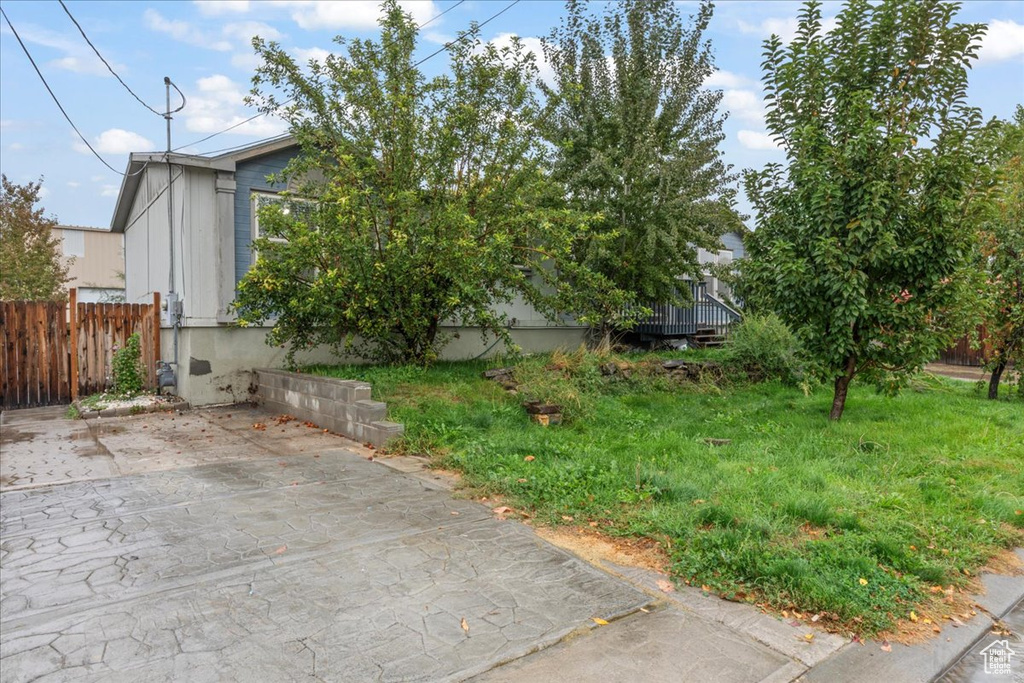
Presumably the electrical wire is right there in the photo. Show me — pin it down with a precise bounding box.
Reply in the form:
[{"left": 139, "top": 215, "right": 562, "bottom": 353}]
[
  {"left": 176, "top": 0, "right": 512, "bottom": 153},
  {"left": 57, "top": 0, "right": 164, "bottom": 117},
  {"left": 0, "top": 6, "right": 132, "bottom": 176},
  {"left": 413, "top": 0, "right": 519, "bottom": 68},
  {"left": 417, "top": 0, "right": 465, "bottom": 31}
]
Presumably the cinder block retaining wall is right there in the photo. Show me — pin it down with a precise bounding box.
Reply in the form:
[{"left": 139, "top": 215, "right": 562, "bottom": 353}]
[{"left": 254, "top": 368, "right": 404, "bottom": 448}]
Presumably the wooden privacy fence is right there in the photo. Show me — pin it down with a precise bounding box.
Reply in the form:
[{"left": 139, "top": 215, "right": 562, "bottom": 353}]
[
  {"left": 0, "top": 291, "right": 160, "bottom": 410},
  {"left": 939, "top": 326, "right": 990, "bottom": 367},
  {"left": 0, "top": 300, "right": 72, "bottom": 409},
  {"left": 70, "top": 290, "right": 161, "bottom": 398}
]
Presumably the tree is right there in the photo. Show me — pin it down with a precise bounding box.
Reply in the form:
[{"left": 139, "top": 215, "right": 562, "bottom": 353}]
[
  {"left": 235, "top": 1, "right": 623, "bottom": 365},
  {"left": 742, "top": 0, "right": 990, "bottom": 420},
  {"left": 541, "top": 0, "right": 741, "bottom": 334},
  {"left": 978, "top": 106, "right": 1024, "bottom": 399},
  {"left": 0, "top": 175, "right": 70, "bottom": 301}
]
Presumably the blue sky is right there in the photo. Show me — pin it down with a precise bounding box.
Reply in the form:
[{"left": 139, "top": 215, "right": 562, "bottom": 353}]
[{"left": 1, "top": 0, "right": 1022, "bottom": 229}]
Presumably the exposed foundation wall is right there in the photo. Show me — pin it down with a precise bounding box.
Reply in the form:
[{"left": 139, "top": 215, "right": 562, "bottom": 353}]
[{"left": 161, "top": 324, "right": 591, "bottom": 407}]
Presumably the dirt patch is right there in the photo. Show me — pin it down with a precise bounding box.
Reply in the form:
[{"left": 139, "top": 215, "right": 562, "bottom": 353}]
[
  {"left": 879, "top": 549, "right": 1023, "bottom": 645},
  {"left": 534, "top": 525, "right": 671, "bottom": 575}
]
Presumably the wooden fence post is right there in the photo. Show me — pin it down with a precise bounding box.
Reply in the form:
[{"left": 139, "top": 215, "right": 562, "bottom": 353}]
[
  {"left": 153, "top": 291, "right": 161, "bottom": 371},
  {"left": 69, "top": 288, "right": 79, "bottom": 400}
]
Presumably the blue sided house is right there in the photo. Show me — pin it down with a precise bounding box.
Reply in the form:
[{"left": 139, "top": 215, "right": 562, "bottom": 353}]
[{"left": 110, "top": 136, "right": 742, "bottom": 406}]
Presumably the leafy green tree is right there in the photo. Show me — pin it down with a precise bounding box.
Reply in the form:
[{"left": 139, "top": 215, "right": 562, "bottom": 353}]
[
  {"left": 742, "top": 0, "right": 991, "bottom": 420},
  {"left": 978, "top": 105, "right": 1024, "bottom": 399},
  {"left": 541, "top": 0, "right": 740, "bottom": 334},
  {"left": 235, "top": 1, "right": 623, "bottom": 365},
  {"left": 0, "top": 175, "right": 70, "bottom": 301}
]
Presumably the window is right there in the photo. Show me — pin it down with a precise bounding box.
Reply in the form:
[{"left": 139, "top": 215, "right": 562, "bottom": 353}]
[
  {"left": 252, "top": 192, "right": 316, "bottom": 245},
  {"left": 250, "top": 192, "right": 319, "bottom": 279},
  {"left": 61, "top": 230, "right": 85, "bottom": 257}
]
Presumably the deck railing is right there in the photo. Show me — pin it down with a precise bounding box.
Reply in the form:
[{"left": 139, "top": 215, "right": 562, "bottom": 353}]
[{"left": 627, "top": 282, "right": 741, "bottom": 337}]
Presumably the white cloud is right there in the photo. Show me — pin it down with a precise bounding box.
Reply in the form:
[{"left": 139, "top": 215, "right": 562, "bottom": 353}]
[
  {"left": 223, "top": 20, "right": 282, "bottom": 43},
  {"left": 292, "top": 47, "right": 334, "bottom": 64},
  {"left": 194, "top": 0, "right": 251, "bottom": 16},
  {"left": 737, "top": 15, "right": 838, "bottom": 43},
  {"left": 182, "top": 74, "right": 287, "bottom": 139},
  {"left": 705, "top": 69, "right": 755, "bottom": 89},
  {"left": 7, "top": 142, "right": 26, "bottom": 151},
  {"left": 721, "top": 89, "right": 766, "bottom": 124},
  {"left": 3, "top": 22, "right": 115, "bottom": 76},
  {"left": 67, "top": 181, "right": 81, "bottom": 188},
  {"left": 738, "top": 130, "right": 783, "bottom": 151},
  {"left": 101, "top": 184, "right": 120, "bottom": 198},
  {"left": 272, "top": 0, "right": 439, "bottom": 31},
  {"left": 979, "top": 20, "right": 1024, "bottom": 63},
  {"left": 38, "top": 187, "right": 52, "bottom": 199},
  {"left": 489, "top": 33, "right": 555, "bottom": 86},
  {"left": 74, "top": 129, "right": 155, "bottom": 156},
  {"left": 143, "top": 9, "right": 232, "bottom": 51}
]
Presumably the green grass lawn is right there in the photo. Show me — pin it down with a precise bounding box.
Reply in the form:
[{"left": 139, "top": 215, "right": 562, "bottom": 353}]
[{"left": 309, "top": 354, "right": 1023, "bottom": 636}]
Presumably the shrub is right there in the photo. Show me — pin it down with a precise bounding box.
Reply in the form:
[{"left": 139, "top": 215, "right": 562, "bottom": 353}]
[
  {"left": 111, "top": 333, "right": 145, "bottom": 396},
  {"left": 726, "top": 313, "right": 802, "bottom": 384}
]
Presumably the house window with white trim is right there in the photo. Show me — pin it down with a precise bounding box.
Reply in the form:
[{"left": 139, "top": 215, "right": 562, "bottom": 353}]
[{"left": 251, "top": 192, "right": 317, "bottom": 247}]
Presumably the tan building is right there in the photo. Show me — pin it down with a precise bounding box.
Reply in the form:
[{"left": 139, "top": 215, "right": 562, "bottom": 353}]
[{"left": 54, "top": 225, "right": 125, "bottom": 303}]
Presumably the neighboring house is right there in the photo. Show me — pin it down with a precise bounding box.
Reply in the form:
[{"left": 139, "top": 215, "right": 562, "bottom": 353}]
[
  {"left": 109, "top": 137, "right": 587, "bottom": 406},
  {"left": 54, "top": 225, "right": 125, "bottom": 302}
]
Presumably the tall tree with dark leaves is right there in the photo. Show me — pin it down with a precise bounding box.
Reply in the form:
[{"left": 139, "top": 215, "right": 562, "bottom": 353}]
[
  {"left": 541, "top": 0, "right": 740, "bottom": 336},
  {"left": 0, "top": 175, "right": 70, "bottom": 301},
  {"left": 743, "top": 0, "right": 991, "bottom": 420},
  {"left": 978, "top": 106, "right": 1024, "bottom": 400},
  {"left": 234, "top": 1, "right": 626, "bottom": 365}
]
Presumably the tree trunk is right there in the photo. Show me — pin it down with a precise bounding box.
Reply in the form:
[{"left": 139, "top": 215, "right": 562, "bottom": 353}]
[
  {"left": 829, "top": 356, "right": 857, "bottom": 421},
  {"left": 988, "top": 359, "right": 1006, "bottom": 400}
]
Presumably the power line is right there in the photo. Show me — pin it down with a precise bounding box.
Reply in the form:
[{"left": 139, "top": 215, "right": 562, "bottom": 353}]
[
  {"left": 0, "top": 6, "right": 130, "bottom": 176},
  {"left": 57, "top": 0, "right": 164, "bottom": 117},
  {"left": 413, "top": 0, "right": 519, "bottom": 68},
  {"left": 417, "top": 0, "right": 465, "bottom": 31},
  {"left": 177, "top": 0, "right": 511, "bottom": 153}
]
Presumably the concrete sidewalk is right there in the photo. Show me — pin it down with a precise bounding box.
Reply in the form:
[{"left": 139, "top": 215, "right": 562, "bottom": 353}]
[{"left": 1, "top": 406, "right": 1020, "bottom": 682}]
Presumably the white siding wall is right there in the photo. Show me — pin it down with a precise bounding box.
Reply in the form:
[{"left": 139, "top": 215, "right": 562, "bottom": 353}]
[{"left": 123, "top": 164, "right": 221, "bottom": 324}]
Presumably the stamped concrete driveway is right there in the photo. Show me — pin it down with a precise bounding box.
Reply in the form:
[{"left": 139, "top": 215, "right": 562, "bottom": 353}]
[
  {"left": 2, "top": 406, "right": 850, "bottom": 683},
  {"left": 1, "top": 406, "right": 654, "bottom": 682}
]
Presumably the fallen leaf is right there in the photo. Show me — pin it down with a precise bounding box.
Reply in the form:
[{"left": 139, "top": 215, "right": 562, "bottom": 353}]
[
  {"left": 588, "top": 521, "right": 599, "bottom": 528},
  {"left": 701, "top": 585, "right": 712, "bottom": 593},
  {"left": 450, "top": 511, "right": 460, "bottom": 516},
  {"left": 909, "top": 611, "right": 919, "bottom": 623},
  {"left": 274, "top": 545, "right": 287, "bottom": 555},
  {"left": 492, "top": 506, "right": 513, "bottom": 515},
  {"left": 880, "top": 641, "right": 892, "bottom": 653},
  {"left": 461, "top": 617, "right": 469, "bottom": 634},
  {"left": 524, "top": 455, "right": 535, "bottom": 462},
  {"left": 932, "top": 626, "right": 942, "bottom": 633},
  {"left": 804, "top": 633, "right": 815, "bottom": 642},
  {"left": 923, "top": 618, "right": 932, "bottom": 625},
  {"left": 592, "top": 617, "right": 608, "bottom": 626},
  {"left": 561, "top": 515, "right": 574, "bottom": 522},
  {"left": 859, "top": 578, "right": 868, "bottom": 586},
  {"left": 656, "top": 579, "right": 675, "bottom": 593},
  {"left": 782, "top": 610, "right": 789, "bottom": 618},
  {"left": 811, "top": 614, "right": 821, "bottom": 623},
  {"left": 517, "top": 478, "right": 528, "bottom": 483}
]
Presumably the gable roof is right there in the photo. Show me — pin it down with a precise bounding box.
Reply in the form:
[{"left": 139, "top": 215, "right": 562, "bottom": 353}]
[{"left": 109, "top": 135, "right": 299, "bottom": 233}]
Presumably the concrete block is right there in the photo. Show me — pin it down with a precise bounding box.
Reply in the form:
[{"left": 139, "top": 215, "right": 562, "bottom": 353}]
[{"left": 356, "top": 400, "right": 387, "bottom": 423}]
